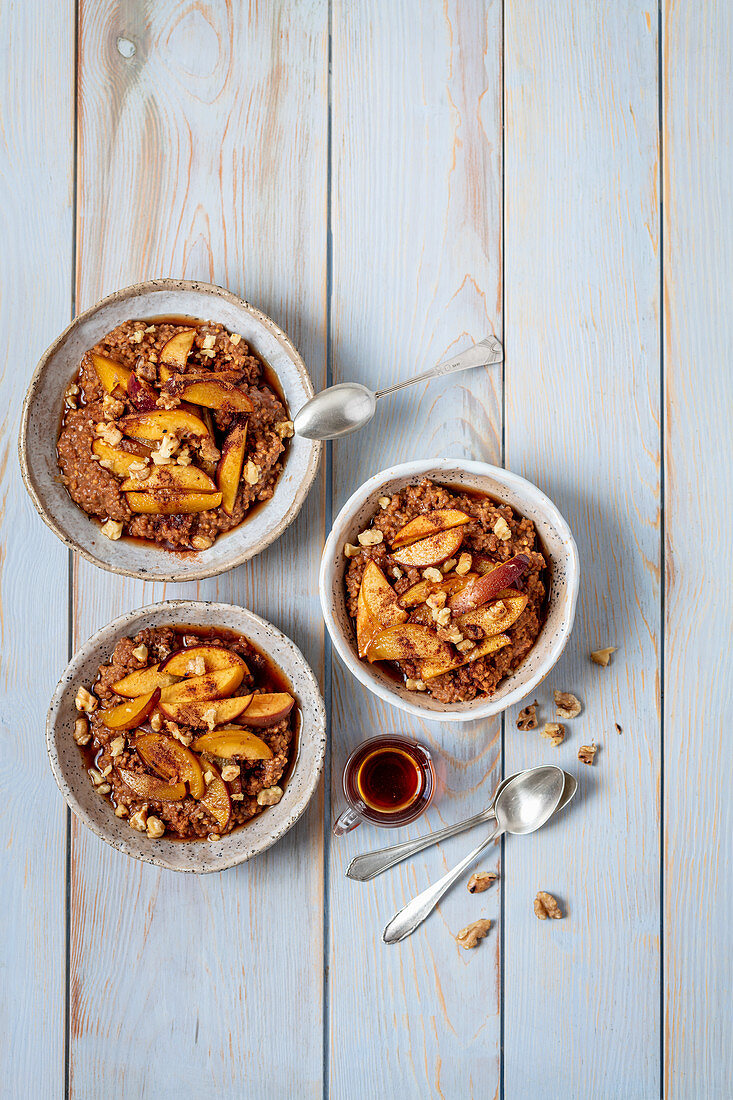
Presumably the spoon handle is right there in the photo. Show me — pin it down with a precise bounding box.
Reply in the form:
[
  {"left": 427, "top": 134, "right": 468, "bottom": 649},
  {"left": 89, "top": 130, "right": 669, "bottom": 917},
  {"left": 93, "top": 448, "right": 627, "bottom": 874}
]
[
  {"left": 375, "top": 336, "right": 503, "bottom": 399},
  {"left": 346, "top": 809, "right": 494, "bottom": 882},
  {"left": 382, "top": 826, "right": 502, "bottom": 944}
]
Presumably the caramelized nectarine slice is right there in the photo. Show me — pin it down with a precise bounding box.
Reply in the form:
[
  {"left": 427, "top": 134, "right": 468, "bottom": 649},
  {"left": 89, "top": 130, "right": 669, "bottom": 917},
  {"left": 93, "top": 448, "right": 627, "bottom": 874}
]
[
  {"left": 158, "top": 694, "right": 253, "bottom": 727},
  {"left": 126, "top": 374, "right": 158, "bottom": 411},
  {"left": 91, "top": 440, "right": 150, "bottom": 477},
  {"left": 447, "top": 554, "right": 531, "bottom": 614},
  {"left": 391, "top": 527, "right": 465, "bottom": 568},
  {"left": 199, "top": 762, "right": 232, "bottom": 830},
  {"left": 191, "top": 729, "right": 273, "bottom": 760},
  {"left": 91, "top": 353, "right": 132, "bottom": 396},
  {"left": 120, "top": 408, "right": 210, "bottom": 441},
  {"left": 365, "top": 624, "right": 452, "bottom": 664},
  {"left": 177, "top": 380, "right": 253, "bottom": 413},
  {"left": 102, "top": 688, "right": 161, "bottom": 731},
  {"left": 391, "top": 509, "right": 470, "bottom": 549},
  {"left": 125, "top": 490, "right": 223, "bottom": 515},
  {"left": 420, "top": 634, "right": 511, "bottom": 681},
  {"left": 241, "top": 693, "right": 295, "bottom": 728},
  {"left": 159, "top": 645, "right": 246, "bottom": 677},
  {"left": 120, "top": 466, "right": 217, "bottom": 493},
  {"left": 356, "top": 561, "right": 407, "bottom": 657},
  {"left": 216, "top": 417, "right": 248, "bottom": 516},
  {"left": 135, "top": 732, "right": 205, "bottom": 799},
  {"left": 117, "top": 768, "right": 186, "bottom": 801},
  {"left": 159, "top": 664, "right": 244, "bottom": 704},
  {"left": 398, "top": 572, "right": 477, "bottom": 609},
  {"left": 160, "top": 329, "right": 196, "bottom": 369},
  {"left": 111, "top": 663, "right": 180, "bottom": 698},
  {"left": 457, "top": 591, "right": 528, "bottom": 637}
]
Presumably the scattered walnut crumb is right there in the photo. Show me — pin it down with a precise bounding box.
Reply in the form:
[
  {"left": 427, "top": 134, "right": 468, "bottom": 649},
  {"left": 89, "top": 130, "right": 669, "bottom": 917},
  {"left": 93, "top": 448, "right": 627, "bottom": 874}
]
[
  {"left": 114, "top": 804, "right": 128, "bottom": 818},
  {"left": 456, "top": 639, "right": 476, "bottom": 653},
  {"left": 187, "top": 654, "right": 206, "bottom": 676},
  {"left": 615, "top": 722, "right": 623, "bottom": 735},
  {"left": 257, "top": 786, "right": 283, "bottom": 807},
  {"left": 130, "top": 330, "right": 144, "bottom": 344},
  {"left": 221, "top": 764, "right": 240, "bottom": 782},
  {"left": 591, "top": 646, "right": 616, "bottom": 666},
  {"left": 202, "top": 334, "right": 216, "bottom": 350},
  {"left": 229, "top": 333, "right": 242, "bottom": 346},
  {"left": 404, "top": 678, "right": 427, "bottom": 691},
  {"left": 467, "top": 871, "right": 497, "bottom": 894},
  {"left": 578, "top": 742, "right": 597, "bottom": 765},
  {"left": 357, "top": 527, "right": 383, "bottom": 547},
  {"left": 97, "top": 783, "right": 111, "bottom": 796},
  {"left": 442, "top": 624, "right": 464, "bottom": 644},
  {"left": 487, "top": 599, "right": 506, "bottom": 619},
  {"left": 102, "top": 394, "right": 125, "bottom": 417},
  {"left": 441, "top": 557, "right": 457, "bottom": 573},
  {"left": 89, "top": 768, "right": 103, "bottom": 786},
  {"left": 191, "top": 535, "right": 213, "bottom": 550},
  {"left": 378, "top": 496, "right": 391, "bottom": 509},
  {"left": 343, "top": 543, "right": 361, "bottom": 558},
  {"left": 146, "top": 816, "right": 165, "bottom": 839},
  {"left": 534, "top": 891, "right": 563, "bottom": 919},
  {"left": 101, "top": 519, "right": 123, "bottom": 541},
  {"left": 426, "top": 591, "right": 447, "bottom": 610},
  {"left": 156, "top": 392, "right": 180, "bottom": 410},
  {"left": 129, "top": 808, "right": 148, "bottom": 832},
  {"left": 127, "top": 460, "right": 150, "bottom": 478},
  {"left": 73, "top": 717, "right": 91, "bottom": 746},
  {"left": 455, "top": 552, "right": 473, "bottom": 575},
  {"left": 493, "top": 516, "right": 511, "bottom": 541},
  {"left": 422, "top": 566, "right": 442, "bottom": 582},
  {"left": 433, "top": 607, "right": 451, "bottom": 627},
  {"left": 244, "top": 460, "right": 261, "bottom": 485},
  {"left": 203, "top": 769, "right": 214, "bottom": 785},
  {"left": 276, "top": 420, "right": 295, "bottom": 439},
  {"left": 150, "top": 712, "right": 162, "bottom": 732},
  {"left": 516, "top": 701, "right": 538, "bottom": 731},
  {"left": 391, "top": 567, "right": 403, "bottom": 580},
  {"left": 75, "top": 686, "right": 97, "bottom": 714},
  {"left": 554, "top": 690, "right": 582, "bottom": 719},
  {"left": 175, "top": 446, "right": 193, "bottom": 466},
  {"left": 131, "top": 643, "right": 149, "bottom": 663},
  {"left": 456, "top": 918, "right": 492, "bottom": 948},
  {"left": 202, "top": 706, "right": 217, "bottom": 731},
  {"left": 231, "top": 793, "right": 244, "bottom": 802},
  {"left": 540, "top": 722, "right": 565, "bottom": 746},
  {"left": 95, "top": 421, "right": 123, "bottom": 447},
  {"left": 109, "top": 736, "right": 125, "bottom": 758}
]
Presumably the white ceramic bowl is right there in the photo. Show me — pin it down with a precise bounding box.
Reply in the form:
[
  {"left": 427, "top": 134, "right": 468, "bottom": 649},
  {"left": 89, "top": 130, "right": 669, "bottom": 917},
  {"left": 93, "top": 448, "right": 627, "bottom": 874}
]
[
  {"left": 19, "top": 280, "right": 322, "bottom": 581},
  {"left": 320, "top": 460, "right": 579, "bottom": 722},
  {"left": 46, "top": 601, "right": 326, "bottom": 873}
]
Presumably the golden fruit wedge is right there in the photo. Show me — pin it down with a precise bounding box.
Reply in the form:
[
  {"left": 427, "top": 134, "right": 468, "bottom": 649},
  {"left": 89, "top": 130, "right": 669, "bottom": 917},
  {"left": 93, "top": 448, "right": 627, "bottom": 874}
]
[
  {"left": 159, "top": 645, "right": 247, "bottom": 677},
  {"left": 420, "top": 634, "right": 511, "bottom": 681},
  {"left": 356, "top": 561, "right": 407, "bottom": 657},
  {"left": 135, "top": 733, "right": 205, "bottom": 799},
  {"left": 111, "top": 663, "right": 180, "bottom": 698},
  {"left": 391, "top": 508, "right": 470, "bottom": 549},
  {"left": 398, "top": 572, "right": 477, "bottom": 609},
  {"left": 177, "top": 380, "right": 254, "bottom": 413},
  {"left": 120, "top": 465, "right": 217, "bottom": 493},
  {"left": 365, "top": 624, "right": 452, "bottom": 664},
  {"left": 216, "top": 417, "right": 248, "bottom": 515},
  {"left": 457, "top": 591, "right": 528, "bottom": 637},
  {"left": 447, "top": 554, "right": 531, "bottom": 614},
  {"left": 199, "top": 762, "right": 232, "bottom": 830},
  {"left": 241, "top": 693, "right": 295, "bottom": 728},
  {"left": 125, "top": 490, "right": 223, "bottom": 515},
  {"left": 159, "top": 664, "right": 245, "bottom": 704},
  {"left": 120, "top": 408, "right": 210, "bottom": 441},
  {"left": 91, "top": 352, "right": 132, "bottom": 396},
  {"left": 158, "top": 694, "right": 253, "bottom": 727},
  {"left": 191, "top": 729, "right": 273, "bottom": 760},
  {"left": 91, "top": 440, "right": 150, "bottom": 477},
  {"left": 391, "top": 526, "right": 465, "bottom": 568},
  {"left": 102, "top": 687, "right": 161, "bottom": 731},
  {"left": 160, "top": 328, "right": 196, "bottom": 368},
  {"left": 117, "top": 768, "right": 186, "bottom": 802}
]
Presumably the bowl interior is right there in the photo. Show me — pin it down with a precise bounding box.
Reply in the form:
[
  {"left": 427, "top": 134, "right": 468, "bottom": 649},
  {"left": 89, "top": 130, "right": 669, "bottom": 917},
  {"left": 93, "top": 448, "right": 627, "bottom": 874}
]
[
  {"left": 21, "top": 282, "right": 321, "bottom": 580},
  {"left": 46, "top": 601, "right": 326, "bottom": 872},
  {"left": 322, "top": 462, "right": 578, "bottom": 720}
]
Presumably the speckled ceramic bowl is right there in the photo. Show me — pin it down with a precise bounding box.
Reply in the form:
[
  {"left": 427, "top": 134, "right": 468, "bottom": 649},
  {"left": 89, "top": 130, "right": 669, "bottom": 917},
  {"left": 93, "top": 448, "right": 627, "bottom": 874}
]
[
  {"left": 19, "top": 280, "right": 321, "bottom": 581},
  {"left": 46, "top": 601, "right": 326, "bottom": 873},
  {"left": 320, "top": 460, "right": 579, "bottom": 722}
]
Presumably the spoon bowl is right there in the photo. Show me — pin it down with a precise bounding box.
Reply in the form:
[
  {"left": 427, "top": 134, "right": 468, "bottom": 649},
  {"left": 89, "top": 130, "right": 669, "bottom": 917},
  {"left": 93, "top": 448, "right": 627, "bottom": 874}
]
[{"left": 294, "top": 382, "right": 376, "bottom": 440}]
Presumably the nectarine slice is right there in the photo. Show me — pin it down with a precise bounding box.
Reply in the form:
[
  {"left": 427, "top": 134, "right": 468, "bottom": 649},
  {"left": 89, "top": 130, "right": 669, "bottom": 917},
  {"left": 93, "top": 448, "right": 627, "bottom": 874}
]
[
  {"left": 199, "top": 762, "right": 232, "bottom": 830},
  {"left": 91, "top": 440, "right": 150, "bottom": 477},
  {"left": 216, "top": 417, "right": 248, "bottom": 515},
  {"left": 365, "top": 624, "right": 452, "bottom": 664},
  {"left": 159, "top": 645, "right": 246, "bottom": 677},
  {"left": 125, "top": 490, "right": 223, "bottom": 515},
  {"left": 91, "top": 353, "right": 132, "bottom": 396},
  {"left": 398, "top": 572, "right": 477, "bottom": 609},
  {"left": 241, "top": 693, "right": 295, "bottom": 728},
  {"left": 420, "top": 633, "right": 511, "bottom": 681},
  {"left": 191, "top": 729, "right": 273, "bottom": 760},
  {"left": 120, "top": 408, "right": 210, "bottom": 441},
  {"left": 177, "top": 380, "right": 253, "bottom": 413},
  {"left": 391, "top": 526, "right": 465, "bottom": 568},
  {"left": 158, "top": 694, "right": 253, "bottom": 727},
  {"left": 160, "top": 329, "right": 196, "bottom": 369},
  {"left": 135, "top": 732, "right": 205, "bottom": 799},
  {"left": 120, "top": 466, "right": 217, "bottom": 493},
  {"left": 111, "top": 663, "right": 180, "bottom": 698},
  {"left": 159, "top": 664, "right": 244, "bottom": 704},
  {"left": 457, "top": 591, "right": 528, "bottom": 637},
  {"left": 127, "top": 374, "right": 158, "bottom": 411},
  {"left": 391, "top": 509, "right": 470, "bottom": 549},
  {"left": 102, "top": 688, "right": 161, "bottom": 731},
  {"left": 447, "top": 554, "right": 531, "bottom": 614},
  {"left": 356, "top": 561, "right": 407, "bottom": 657},
  {"left": 117, "top": 768, "right": 186, "bottom": 801}
]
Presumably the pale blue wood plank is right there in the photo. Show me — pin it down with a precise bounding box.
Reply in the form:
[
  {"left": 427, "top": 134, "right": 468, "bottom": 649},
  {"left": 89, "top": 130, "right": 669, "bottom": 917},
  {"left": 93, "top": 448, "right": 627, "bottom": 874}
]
[
  {"left": 503, "top": 3, "right": 661, "bottom": 1097},
  {"left": 0, "top": 1, "right": 74, "bottom": 1094}
]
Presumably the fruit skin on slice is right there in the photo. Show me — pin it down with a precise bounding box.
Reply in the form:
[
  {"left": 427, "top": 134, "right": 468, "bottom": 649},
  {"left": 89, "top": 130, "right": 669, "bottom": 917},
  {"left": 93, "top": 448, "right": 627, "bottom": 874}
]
[
  {"left": 125, "top": 490, "right": 223, "bottom": 515},
  {"left": 159, "top": 664, "right": 244, "bottom": 704},
  {"left": 390, "top": 508, "right": 470, "bottom": 549},
  {"left": 191, "top": 728, "right": 273, "bottom": 760},
  {"left": 90, "top": 353, "right": 132, "bottom": 396},
  {"left": 398, "top": 572, "right": 477, "bottom": 609},
  {"left": 447, "top": 554, "right": 531, "bottom": 614},
  {"left": 391, "top": 526, "right": 465, "bottom": 568},
  {"left": 456, "top": 591, "right": 528, "bottom": 637},
  {"left": 119, "top": 408, "right": 210, "bottom": 441},
  {"left": 158, "top": 694, "right": 253, "bottom": 727},
  {"left": 240, "top": 693, "right": 295, "bottom": 728},
  {"left": 159, "top": 329, "right": 196, "bottom": 369},
  {"left": 117, "top": 768, "right": 186, "bottom": 802},
  {"left": 127, "top": 374, "right": 158, "bottom": 411},
  {"left": 420, "top": 633, "right": 511, "bottom": 681},
  {"left": 198, "top": 761, "right": 232, "bottom": 830},
  {"left": 176, "top": 380, "right": 254, "bottom": 413},
  {"left": 111, "top": 663, "right": 180, "bottom": 698},
  {"left": 91, "top": 440, "right": 150, "bottom": 478},
  {"left": 216, "top": 417, "right": 248, "bottom": 516},
  {"left": 364, "top": 623, "right": 452, "bottom": 664},
  {"left": 120, "top": 465, "right": 217, "bottom": 493},
  {"left": 135, "top": 732, "right": 205, "bottom": 799},
  {"left": 159, "top": 645, "right": 247, "bottom": 677},
  {"left": 102, "top": 687, "right": 161, "bottom": 731},
  {"left": 356, "top": 561, "right": 408, "bottom": 657}
]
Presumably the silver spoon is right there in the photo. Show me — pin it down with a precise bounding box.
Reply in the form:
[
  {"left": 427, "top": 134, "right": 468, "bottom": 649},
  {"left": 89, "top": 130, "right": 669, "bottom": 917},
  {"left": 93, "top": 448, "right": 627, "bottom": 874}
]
[
  {"left": 382, "top": 764, "right": 565, "bottom": 944},
  {"left": 293, "top": 336, "right": 504, "bottom": 440},
  {"left": 346, "top": 768, "right": 577, "bottom": 882}
]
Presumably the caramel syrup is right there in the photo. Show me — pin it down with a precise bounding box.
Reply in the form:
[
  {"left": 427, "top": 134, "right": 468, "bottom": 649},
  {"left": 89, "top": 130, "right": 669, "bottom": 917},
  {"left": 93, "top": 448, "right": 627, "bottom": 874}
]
[{"left": 343, "top": 736, "right": 434, "bottom": 826}]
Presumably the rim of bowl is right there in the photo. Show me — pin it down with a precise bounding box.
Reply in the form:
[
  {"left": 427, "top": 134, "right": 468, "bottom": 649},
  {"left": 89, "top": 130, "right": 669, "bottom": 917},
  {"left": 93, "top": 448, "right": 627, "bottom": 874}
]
[
  {"left": 320, "top": 459, "right": 580, "bottom": 722},
  {"left": 46, "top": 600, "right": 327, "bottom": 872},
  {"left": 18, "top": 279, "right": 322, "bottom": 581}
]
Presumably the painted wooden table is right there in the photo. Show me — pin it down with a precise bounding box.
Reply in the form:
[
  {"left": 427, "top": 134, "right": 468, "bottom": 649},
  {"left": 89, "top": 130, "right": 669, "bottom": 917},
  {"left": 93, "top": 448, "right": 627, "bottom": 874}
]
[{"left": 2, "top": 2, "right": 731, "bottom": 1097}]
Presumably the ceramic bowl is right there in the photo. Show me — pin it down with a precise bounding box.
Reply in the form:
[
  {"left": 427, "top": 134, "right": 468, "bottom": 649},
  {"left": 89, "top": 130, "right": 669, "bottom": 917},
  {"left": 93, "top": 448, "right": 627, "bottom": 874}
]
[
  {"left": 320, "top": 460, "right": 579, "bottom": 722},
  {"left": 46, "top": 601, "right": 326, "bottom": 873},
  {"left": 19, "top": 279, "right": 321, "bottom": 581}
]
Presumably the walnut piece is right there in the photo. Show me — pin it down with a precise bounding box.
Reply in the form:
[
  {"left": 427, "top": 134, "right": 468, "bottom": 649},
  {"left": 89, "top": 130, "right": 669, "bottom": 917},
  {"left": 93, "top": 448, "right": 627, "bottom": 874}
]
[
  {"left": 75, "top": 686, "right": 97, "bottom": 714},
  {"left": 441, "top": 557, "right": 457, "bottom": 573},
  {"left": 578, "top": 742, "right": 597, "bottom": 765},
  {"left": 276, "top": 420, "right": 295, "bottom": 439},
  {"left": 540, "top": 722, "right": 565, "bottom": 747},
  {"left": 590, "top": 646, "right": 616, "bottom": 667},
  {"left": 433, "top": 607, "right": 451, "bottom": 627},
  {"left": 357, "top": 527, "right": 383, "bottom": 547},
  {"left": 404, "top": 678, "right": 426, "bottom": 692},
  {"left": 516, "top": 701, "right": 538, "bottom": 731},
  {"left": 73, "top": 717, "right": 91, "bottom": 746},
  {"left": 455, "top": 552, "right": 473, "bottom": 575},
  {"left": 221, "top": 764, "right": 240, "bottom": 781},
  {"left": 101, "top": 519, "right": 123, "bottom": 541},
  {"left": 554, "top": 690, "right": 582, "bottom": 719},
  {"left": 378, "top": 496, "right": 391, "bottom": 509},
  {"left": 244, "top": 460, "right": 261, "bottom": 485},
  {"left": 109, "top": 736, "right": 125, "bottom": 758},
  {"left": 456, "top": 918, "right": 492, "bottom": 948},
  {"left": 256, "top": 786, "right": 283, "bottom": 807},
  {"left": 343, "top": 543, "right": 361, "bottom": 558},
  {"left": 426, "top": 591, "right": 447, "bottom": 610},
  {"left": 131, "top": 643, "right": 149, "bottom": 662},
  {"left": 534, "top": 891, "right": 563, "bottom": 919},
  {"left": 422, "top": 566, "right": 442, "bottom": 582},
  {"left": 146, "top": 816, "right": 165, "bottom": 839},
  {"left": 467, "top": 871, "right": 497, "bottom": 894},
  {"left": 493, "top": 516, "right": 511, "bottom": 541},
  {"left": 129, "top": 808, "right": 148, "bottom": 832}
]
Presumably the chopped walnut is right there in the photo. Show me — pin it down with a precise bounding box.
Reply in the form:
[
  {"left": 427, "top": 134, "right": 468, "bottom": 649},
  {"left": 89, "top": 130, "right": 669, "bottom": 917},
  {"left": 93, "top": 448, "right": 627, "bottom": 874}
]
[
  {"left": 357, "top": 527, "right": 383, "bottom": 547},
  {"left": 191, "top": 535, "right": 213, "bottom": 550},
  {"left": 97, "top": 783, "right": 111, "bottom": 796},
  {"left": 442, "top": 624, "right": 464, "bottom": 644},
  {"left": 101, "top": 519, "right": 123, "bottom": 541},
  {"left": 467, "top": 871, "right": 497, "bottom": 894},
  {"left": 441, "top": 557, "right": 457, "bottom": 573},
  {"left": 100, "top": 763, "right": 113, "bottom": 778},
  {"left": 455, "top": 552, "right": 473, "bottom": 575},
  {"left": 73, "top": 717, "right": 91, "bottom": 746},
  {"left": 256, "top": 786, "right": 283, "bottom": 807},
  {"left": 391, "top": 567, "right": 403, "bottom": 580},
  {"left": 590, "top": 646, "right": 616, "bottom": 667},
  {"left": 114, "top": 804, "right": 128, "bottom": 818},
  {"left": 403, "top": 678, "right": 426, "bottom": 692},
  {"left": 129, "top": 808, "right": 148, "bottom": 832},
  {"left": 176, "top": 447, "right": 192, "bottom": 466},
  {"left": 231, "top": 793, "right": 244, "bottom": 802},
  {"left": 146, "top": 816, "right": 165, "bottom": 839},
  {"left": 153, "top": 433, "right": 178, "bottom": 462},
  {"left": 554, "top": 690, "right": 582, "bottom": 719},
  {"left": 201, "top": 334, "right": 216, "bottom": 350},
  {"left": 229, "top": 333, "right": 242, "bottom": 346},
  {"left": 130, "top": 330, "right": 144, "bottom": 344},
  {"left": 109, "top": 736, "right": 125, "bottom": 758},
  {"left": 516, "top": 701, "right": 538, "bottom": 730},
  {"left": 422, "top": 566, "right": 442, "bottom": 582},
  {"left": 127, "top": 460, "right": 150, "bottom": 479},
  {"left": 456, "top": 918, "right": 492, "bottom": 948},
  {"left": 102, "top": 394, "right": 125, "bottom": 417},
  {"left": 433, "top": 607, "right": 451, "bottom": 627},
  {"left": 534, "top": 891, "right": 563, "bottom": 919},
  {"left": 276, "top": 420, "right": 295, "bottom": 439},
  {"left": 202, "top": 706, "right": 217, "bottom": 730},
  {"left": 221, "top": 764, "right": 240, "bottom": 781},
  {"left": 493, "top": 516, "right": 511, "bottom": 541},
  {"left": 244, "top": 460, "right": 261, "bottom": 485},
  {"left": 426, "top": 591, "right": 447, "bottom": 610},
  {"left": 203, "top": 770, "right": 214, "bottom": 785},
  {"left": 75, "top": 686, "right": 97, "bottom": 714},
  {"left": 95, "top": 421, "right": 123, "bottom": 446},
  {"left": 131, "top": 643, "right": 148, "bottom": 662},
  {"left": 156, "top": 391, "right": 180, "bottom": 410},
  {"left": 378, "top": 496, "right": 391, "bottom": 509},
  {"left": 540, "top": 722, "right": 565, "bottom": 746},
  {"left": 343, "top": 543, "right": 361, "bottom": 558},
  {"left": 150, "top": 712, "right": 162, "bottom": 732},
  {"left": 456, "top": 639, "right": 476, "bottom": 653},
  {"left": 187, "top": 654, "right": 206, "bottom": 676},
  {"left": 578, "top": 742, "right": 597, "bottom": 765},
  {"left": 89, "top": 768, "right": 103, "bottom": 786},
  {"left": 487, "top": 599, "right": 506, "bottom": 619}
]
